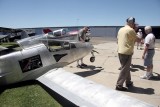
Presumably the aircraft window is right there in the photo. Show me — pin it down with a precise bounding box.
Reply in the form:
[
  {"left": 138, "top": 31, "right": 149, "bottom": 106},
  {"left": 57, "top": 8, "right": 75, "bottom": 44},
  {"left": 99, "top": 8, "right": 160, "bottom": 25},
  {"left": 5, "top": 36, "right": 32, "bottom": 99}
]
[
  {"left": 62, "top": 29, "right": 66, "bottom": 35},
  {"left": 63, "top": 42, "right": 70, "bottom": 50},
  {"left": 53, "top": 31, "right": 61, "bottom": 36},
  {"left": 48, "top": 32, "right": 54, "bottom": 35}
]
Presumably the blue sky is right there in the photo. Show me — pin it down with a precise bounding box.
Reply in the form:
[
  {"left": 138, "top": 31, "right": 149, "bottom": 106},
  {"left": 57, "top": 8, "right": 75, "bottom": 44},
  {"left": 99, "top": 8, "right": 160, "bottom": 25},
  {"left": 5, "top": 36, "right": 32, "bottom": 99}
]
[{"left": 0, "top": 0, "right": 160, "bottom": 28}]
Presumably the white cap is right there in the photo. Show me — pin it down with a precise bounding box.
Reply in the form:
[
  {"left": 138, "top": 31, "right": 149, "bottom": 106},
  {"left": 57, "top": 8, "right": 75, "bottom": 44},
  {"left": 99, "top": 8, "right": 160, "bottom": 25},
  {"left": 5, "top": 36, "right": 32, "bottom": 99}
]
[
  {"left": 138, "top": 29, "right": 142, "bottom": 32},
  {"left": 126, "top": 17, "right": 135, "bottom": 24}
]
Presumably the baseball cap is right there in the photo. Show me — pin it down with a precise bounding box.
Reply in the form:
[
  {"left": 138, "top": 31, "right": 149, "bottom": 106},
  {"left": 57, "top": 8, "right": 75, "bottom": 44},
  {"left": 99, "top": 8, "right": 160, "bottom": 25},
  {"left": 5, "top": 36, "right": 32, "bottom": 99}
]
[
  {"left": 126, "top": 17, "right": 135, "bottom": 24},
  {"left": 85, "top": 26, "right": 89, "bottom": 29}
]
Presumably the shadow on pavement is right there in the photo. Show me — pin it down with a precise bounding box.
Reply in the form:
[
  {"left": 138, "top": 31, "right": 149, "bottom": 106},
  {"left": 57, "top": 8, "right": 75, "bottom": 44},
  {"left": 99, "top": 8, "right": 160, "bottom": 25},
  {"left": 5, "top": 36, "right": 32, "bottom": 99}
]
[
  {"left": 149, "top": 72, "right": 160, "bottom": 81},
  {"left": 128, "top": 86, "right": 154, "bottom": 95},
  {"left": 118, "top": 64, "right": 145, "bottom": 72},
  {"left": 131, "top": 64, "right": 145, "bottom": 71},
  {"left": 80, "top": 65, "right": 103, "bottom": 70},
  {"left": 74, "top": 65, "right": 104, "bottom": 77},
  {"left": 130, "top": 68, "right": 139, "bottom": 72}
]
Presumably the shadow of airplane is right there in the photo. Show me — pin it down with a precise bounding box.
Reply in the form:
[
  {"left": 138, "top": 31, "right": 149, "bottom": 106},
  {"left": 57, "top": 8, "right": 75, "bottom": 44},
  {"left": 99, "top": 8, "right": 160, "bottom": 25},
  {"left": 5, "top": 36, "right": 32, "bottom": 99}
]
[
  {"left": 0, "top": 80, "right": 38, "bottom": 94},
  {"left": 74, "top": 65, "right": 104, "bottom": 77},
  {"left": 38, "top": 81, "right": 78, "bottom": 107},
  {"left": 0, "top": 80, "right": 77, "bottom": 107},
  {"left": 0, "top": 87, "right": 5, "bottom": 94},
  {"left": 80, "top": 65, "right": 103, "bottom": 70},
  {"left": 128, "top": 86, "right": 154, "bottom": 95}
]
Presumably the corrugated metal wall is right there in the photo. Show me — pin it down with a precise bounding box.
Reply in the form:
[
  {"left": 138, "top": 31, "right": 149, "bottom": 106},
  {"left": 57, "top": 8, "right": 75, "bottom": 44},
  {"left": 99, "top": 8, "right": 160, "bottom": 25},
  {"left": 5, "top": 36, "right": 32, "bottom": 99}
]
[
  {"left": 33, "top": 26, "right": 122, "bottom": 38},
  {"left": 89, "top": 27, "right": 120, "bottom": 38}
]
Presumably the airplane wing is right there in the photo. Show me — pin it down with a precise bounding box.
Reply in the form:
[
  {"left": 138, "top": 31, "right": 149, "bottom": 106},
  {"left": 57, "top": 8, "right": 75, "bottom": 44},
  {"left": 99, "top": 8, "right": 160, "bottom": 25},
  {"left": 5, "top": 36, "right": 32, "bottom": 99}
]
[
  {"left": 37, "top": 68, "right": 154, "bottom": 107},
  {"left": 0, "top": 27, "right": 29, "bottom": 42},
  {"left": 40, "top": 38, "right": 77, "bottom": 43}
]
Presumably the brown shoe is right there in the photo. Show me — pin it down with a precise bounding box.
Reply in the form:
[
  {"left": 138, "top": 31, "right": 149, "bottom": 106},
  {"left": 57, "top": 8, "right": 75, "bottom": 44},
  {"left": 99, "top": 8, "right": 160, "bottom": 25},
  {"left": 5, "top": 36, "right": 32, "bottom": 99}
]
[
  {"left": 115, "top": 86, "right": 128, "bottom": 91},
  {"left": 126, "top": 81, "right": 133, "bottom": 87},
  {"left": 118, "top": 67, "right": 122, "bottom": 70}
]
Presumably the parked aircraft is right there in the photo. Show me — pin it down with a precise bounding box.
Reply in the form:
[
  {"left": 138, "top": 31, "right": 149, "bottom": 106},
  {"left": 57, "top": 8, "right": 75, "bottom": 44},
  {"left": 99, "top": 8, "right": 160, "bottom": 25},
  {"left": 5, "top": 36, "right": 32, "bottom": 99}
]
[
  {"left": 0, "top": 27, "right": 90, "bottom": 43},
  {"left": 43, "top": 28, "right": 91, "bottom": 41},
  {"left": 0, "top": 35, "right": 10, "bottom": 42},
  {"left": 43, "top": 28, "right": 78, "bottom": 36},
  {"left": 0, "top": 33, "right": 94, "bottom": 85},
  {"left": 0, "top": 27, "right": 29, "bottom": 42}
]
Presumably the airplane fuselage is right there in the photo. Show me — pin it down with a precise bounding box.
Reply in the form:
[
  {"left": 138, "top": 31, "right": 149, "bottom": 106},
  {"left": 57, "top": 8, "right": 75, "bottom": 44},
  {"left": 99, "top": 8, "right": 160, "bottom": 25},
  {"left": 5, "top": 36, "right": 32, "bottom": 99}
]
[{"left": 0, "top": 41, "right": 93, "bottom": 85}]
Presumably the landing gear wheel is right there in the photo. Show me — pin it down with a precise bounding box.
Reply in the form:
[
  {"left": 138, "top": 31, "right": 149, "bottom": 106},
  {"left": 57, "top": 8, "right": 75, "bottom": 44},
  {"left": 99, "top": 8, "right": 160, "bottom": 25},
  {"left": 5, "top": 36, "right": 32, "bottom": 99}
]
[{"left": 90, "top": 56, "right": 95, "bottom": 62}]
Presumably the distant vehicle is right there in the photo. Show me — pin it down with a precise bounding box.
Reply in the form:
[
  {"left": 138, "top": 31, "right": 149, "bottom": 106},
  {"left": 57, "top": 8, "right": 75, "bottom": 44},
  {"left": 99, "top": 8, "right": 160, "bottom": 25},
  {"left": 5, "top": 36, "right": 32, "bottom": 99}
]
[{"left": 43, "top": 28, "right": 91, "bottom": 41}]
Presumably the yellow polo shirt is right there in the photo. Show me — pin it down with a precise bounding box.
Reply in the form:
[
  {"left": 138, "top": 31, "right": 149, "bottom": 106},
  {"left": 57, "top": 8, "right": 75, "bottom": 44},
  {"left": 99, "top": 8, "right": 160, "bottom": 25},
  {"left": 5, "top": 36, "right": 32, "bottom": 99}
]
[{"left": 117, "top": 25, "right": 137, "bottom": 55}]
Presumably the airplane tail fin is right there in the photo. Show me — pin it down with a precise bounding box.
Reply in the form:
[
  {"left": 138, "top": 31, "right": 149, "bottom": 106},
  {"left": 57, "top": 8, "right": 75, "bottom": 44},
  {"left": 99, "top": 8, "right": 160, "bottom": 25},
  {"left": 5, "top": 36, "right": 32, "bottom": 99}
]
[
  {"left": 21, "top": 30, "right": 29, "bottom": 39},
  {"left": 43, "top": 28, "right": 52, "bottom": 34}
]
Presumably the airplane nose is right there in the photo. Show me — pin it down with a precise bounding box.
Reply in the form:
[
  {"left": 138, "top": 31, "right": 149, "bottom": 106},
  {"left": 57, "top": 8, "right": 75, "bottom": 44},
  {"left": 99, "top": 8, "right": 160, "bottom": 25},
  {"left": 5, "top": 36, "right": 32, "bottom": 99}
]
[
  {"left": 89, "top": 43, "right": 94, "bottom": 51},
  {"left": 85, "top": 42, "right": 93, "bottom": 53}
]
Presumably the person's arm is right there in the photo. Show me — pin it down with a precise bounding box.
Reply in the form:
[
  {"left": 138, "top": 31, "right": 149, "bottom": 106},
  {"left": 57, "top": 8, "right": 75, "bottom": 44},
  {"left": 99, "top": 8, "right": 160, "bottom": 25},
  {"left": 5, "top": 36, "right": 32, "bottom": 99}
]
[
  {"left": 79, "top": 36, "right": 85, "bottom": 42},
  {"left": 129, "top": 29, "right": 141, "bottom": 43},
  {"left": 136, "top": 32, "right": 142, "bottom": 42},
  {"left": 142, "top": 44, "right": 149, "bottom": 59},
  {"left": 78, "top": 30, "right": 85, "bottom": 42},
  {"left": 136, "top": 36, "right": 141, "bottom": 43}
]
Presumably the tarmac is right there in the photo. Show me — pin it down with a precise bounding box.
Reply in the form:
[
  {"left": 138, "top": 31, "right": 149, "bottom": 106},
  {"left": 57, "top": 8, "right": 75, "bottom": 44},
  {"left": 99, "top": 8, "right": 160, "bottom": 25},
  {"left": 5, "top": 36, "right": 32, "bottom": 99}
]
[{"left": 63, "top": 37, "right": 160, "bottom": 107}]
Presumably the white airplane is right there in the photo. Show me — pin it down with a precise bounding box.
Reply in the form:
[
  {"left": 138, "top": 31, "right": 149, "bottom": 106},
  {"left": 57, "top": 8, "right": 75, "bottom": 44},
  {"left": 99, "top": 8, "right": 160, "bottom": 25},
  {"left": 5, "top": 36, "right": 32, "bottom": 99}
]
[
  {"left": 43, "top": 28, "right": 91, "bottom": 42},
  {"left": 43, "top": 28, "right": 78, "bottom": 36}
]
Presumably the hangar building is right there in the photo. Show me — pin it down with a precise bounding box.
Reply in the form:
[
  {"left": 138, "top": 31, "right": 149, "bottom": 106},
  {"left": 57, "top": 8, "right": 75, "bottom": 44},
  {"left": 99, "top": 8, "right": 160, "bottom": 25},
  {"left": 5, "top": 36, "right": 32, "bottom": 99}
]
[{"left": 1, "top": 26, "right": 160, "bottom": 39}]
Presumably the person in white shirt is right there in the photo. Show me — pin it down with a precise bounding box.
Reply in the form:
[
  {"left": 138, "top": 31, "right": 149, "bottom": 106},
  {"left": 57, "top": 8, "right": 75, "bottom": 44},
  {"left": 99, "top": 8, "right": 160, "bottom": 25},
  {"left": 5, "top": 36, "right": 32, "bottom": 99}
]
[
  {"left": 140, "top": 26, "right": 155, "bottom": 79},
  {"left": 137, "top": 29, "right": 143, "bottom": 50}
]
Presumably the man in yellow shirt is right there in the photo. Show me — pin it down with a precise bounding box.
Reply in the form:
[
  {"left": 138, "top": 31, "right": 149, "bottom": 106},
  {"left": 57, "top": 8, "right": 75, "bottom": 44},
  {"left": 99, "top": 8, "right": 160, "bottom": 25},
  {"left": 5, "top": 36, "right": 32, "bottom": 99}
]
[{"left": 116, "top": 17, "right": 140, "bottom": 91}]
